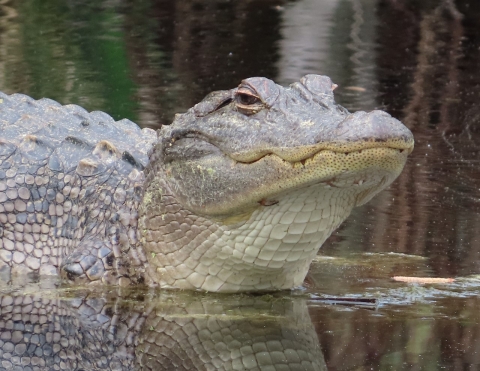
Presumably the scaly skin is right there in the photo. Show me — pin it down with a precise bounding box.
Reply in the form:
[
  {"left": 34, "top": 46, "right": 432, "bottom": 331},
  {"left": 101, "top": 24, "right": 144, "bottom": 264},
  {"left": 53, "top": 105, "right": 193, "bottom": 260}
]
[
  {"left": 0, "top": 93, "right": 155, "bottom": 284},
  {"left": 0, "top": 75, "right": 414, "bottom": 292}
]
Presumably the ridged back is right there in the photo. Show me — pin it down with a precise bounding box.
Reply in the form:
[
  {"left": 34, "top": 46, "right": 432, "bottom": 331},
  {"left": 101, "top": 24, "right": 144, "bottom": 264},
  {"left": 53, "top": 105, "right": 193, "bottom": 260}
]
[{"left": 0, "top": 92, "right": 156, "bottom": 175}]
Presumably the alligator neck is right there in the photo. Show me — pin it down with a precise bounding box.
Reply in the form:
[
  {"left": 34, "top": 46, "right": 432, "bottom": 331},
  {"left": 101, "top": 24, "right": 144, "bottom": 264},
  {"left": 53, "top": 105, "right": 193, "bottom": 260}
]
[{"left": 139, "top": 175, "right": 354, "bottom": 292}]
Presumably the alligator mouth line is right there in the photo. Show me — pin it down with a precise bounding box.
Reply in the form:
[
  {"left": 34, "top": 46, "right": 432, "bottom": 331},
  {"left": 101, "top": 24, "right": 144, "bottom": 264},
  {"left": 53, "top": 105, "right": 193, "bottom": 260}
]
[
  {"left": 168, "top": 130, "right": 413, "bottom": 167},
  {"left": 233, "top": 145, "right": 411, "bottom": 167}
]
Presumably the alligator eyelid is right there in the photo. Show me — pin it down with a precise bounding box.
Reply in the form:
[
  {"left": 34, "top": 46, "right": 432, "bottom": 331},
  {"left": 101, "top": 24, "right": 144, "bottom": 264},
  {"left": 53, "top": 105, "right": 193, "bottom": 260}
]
[{"left": 236, "top": 86, "right": 263, "bottom": 103}]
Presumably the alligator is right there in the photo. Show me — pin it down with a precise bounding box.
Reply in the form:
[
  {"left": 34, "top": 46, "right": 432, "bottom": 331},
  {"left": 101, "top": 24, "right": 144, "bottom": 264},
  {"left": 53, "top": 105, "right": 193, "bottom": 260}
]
[{"left": 0, "top": 74, "right": 414, "bottom": 292}]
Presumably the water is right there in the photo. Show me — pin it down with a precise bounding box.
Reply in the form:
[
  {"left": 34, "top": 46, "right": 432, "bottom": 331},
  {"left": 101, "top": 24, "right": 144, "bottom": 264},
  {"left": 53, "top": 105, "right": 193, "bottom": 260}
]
[{"left": 1, "top": 0, "right": 480, "bottom": 369}]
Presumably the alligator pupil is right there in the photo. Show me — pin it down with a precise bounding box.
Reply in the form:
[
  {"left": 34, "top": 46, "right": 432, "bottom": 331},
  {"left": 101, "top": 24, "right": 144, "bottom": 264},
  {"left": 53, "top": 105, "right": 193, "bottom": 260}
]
[{"left": 237, "top": 93, "right": 259, "bottom": 105}]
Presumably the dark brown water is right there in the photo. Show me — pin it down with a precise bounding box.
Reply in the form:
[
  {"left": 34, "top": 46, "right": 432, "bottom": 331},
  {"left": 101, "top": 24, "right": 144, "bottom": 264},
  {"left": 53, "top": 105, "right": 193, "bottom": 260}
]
[{"left": 1, "top": 0, "right": 480, "bottom": 370}]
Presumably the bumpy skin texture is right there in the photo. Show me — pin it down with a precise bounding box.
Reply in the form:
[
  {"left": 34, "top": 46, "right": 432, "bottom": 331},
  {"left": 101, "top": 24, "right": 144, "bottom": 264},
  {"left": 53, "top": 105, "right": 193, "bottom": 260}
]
[
  {"left": 0, "top": 92, "right": 156, "bottom": 283},
  {"left": 0, "top": 75, "right": 414, "bottom": 292},
  {"left": 0, "top": 291, "right": 326, "bottom": 370}
]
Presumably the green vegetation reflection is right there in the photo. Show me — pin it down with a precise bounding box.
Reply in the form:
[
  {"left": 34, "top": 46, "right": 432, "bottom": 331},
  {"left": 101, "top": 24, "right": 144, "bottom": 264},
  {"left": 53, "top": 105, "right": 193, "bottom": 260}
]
[{"left": 2, "top": 0, "right": 138, "bottom": 121}]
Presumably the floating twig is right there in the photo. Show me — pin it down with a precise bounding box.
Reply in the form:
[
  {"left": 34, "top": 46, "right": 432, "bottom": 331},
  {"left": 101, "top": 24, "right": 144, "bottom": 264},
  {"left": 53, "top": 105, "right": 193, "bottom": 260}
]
[{"left": 392, "top": 276, "right": 455, "bottom": 284}]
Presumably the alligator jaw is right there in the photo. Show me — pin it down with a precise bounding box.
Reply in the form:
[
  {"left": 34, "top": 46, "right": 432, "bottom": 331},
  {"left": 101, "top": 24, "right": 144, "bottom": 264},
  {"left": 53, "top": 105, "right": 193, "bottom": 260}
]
[
  {"left": 164, "top": 145, "right": 411, "bottom": 218},
  {"left": 230, "top": 140, "right": 414, "bottom": 166},
  {"left": 163, "top": 128, "right": 414, "bottom": 167}
]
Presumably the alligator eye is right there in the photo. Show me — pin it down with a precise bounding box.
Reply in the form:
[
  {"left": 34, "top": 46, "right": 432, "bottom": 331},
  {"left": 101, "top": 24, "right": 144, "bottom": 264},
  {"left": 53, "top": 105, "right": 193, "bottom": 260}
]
[
  {"left": 235, "top": 88, "right": 263, "bottom": 115},
  {"left": 236, "top": 93, "right": 260, "bottom": 105}
]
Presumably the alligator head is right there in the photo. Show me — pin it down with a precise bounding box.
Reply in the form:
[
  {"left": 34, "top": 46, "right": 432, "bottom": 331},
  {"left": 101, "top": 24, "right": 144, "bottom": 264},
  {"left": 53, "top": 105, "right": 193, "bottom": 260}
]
[{"left": 140, "top": 74, "right": 414, "bottom": 292}]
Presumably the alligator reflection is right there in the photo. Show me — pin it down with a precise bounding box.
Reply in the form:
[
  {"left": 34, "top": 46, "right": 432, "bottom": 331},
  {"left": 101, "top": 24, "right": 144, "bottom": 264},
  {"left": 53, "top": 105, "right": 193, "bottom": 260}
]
[{"left": 0, "top": 285, "right": 326, "bottom": 370}]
